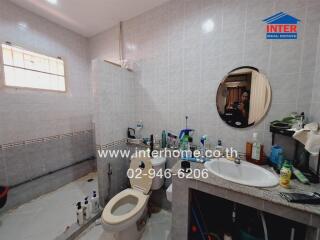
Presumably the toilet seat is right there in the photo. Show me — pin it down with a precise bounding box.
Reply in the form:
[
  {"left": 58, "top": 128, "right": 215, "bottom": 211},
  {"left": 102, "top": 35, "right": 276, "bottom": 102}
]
[
  {"left": 102, "top": 157, "right": 153, "bottom": 231},
  {"left": 102, "top": 189, "right": 148, "bottom": 226}
]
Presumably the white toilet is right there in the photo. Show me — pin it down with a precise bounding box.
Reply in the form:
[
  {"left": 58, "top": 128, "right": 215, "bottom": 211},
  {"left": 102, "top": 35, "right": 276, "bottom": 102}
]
[{"left": 101, "top": 156, "right": 166, "bottom": 240}]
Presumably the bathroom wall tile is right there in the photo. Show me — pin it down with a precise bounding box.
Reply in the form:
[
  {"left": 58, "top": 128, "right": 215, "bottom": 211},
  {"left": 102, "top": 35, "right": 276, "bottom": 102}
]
[
  {"left": 0, "top": 150, "right": 8, "bottom": 186},
  {"left": 244, "top": 23, "right": 271, "bottom": 71},
  {"left": 269, "top": 73, "right": 299, "bottom": 104},
  {"left": 43, "top": 140, "right": 65, "bottom": 173},
  {"left": 274, "top": 0, "right": 307, "bottom": 12},
  {"left": 96, "top": 155, "right": 108, "bottom": 206},
  {"left": 298, "top": 71, "right": 315, "bottom": 113},
  {"left": 202, "top": 0, "right": 223, "bottom": 11},
  {"left": 25, "top": 143, "right": 47, "bottom": 180},
  {"left": 222, "top": 0, "right": 247, "bottom": 28},
  {"left": 3, "top": 146, "right": 32, "bottom": 186},
  {"left": 269, "top": 41, "right": 302, "bottom": 75},
  {"left": 312, "top": 71, "right": 320, "bottom": 103},
  {"left": 220, "top": 24, "right": 245, "bottom": 57},
  {"left": 246, "top": 0, "right": 275, "bottom": 23},
  {"left": 310, "top": 103, "right": 320, "bottom": 122}
]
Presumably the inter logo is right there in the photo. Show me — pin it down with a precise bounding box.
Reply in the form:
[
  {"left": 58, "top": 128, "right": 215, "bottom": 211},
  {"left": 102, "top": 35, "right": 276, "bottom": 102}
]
[{"left": 263, "top": 12, "right": 300, "bottom": 40}]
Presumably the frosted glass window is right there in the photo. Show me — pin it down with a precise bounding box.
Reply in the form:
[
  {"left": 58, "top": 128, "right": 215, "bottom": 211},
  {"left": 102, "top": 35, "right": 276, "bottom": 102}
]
[{"left": 1, "top": 43, "right": 66, "bottom": 92}]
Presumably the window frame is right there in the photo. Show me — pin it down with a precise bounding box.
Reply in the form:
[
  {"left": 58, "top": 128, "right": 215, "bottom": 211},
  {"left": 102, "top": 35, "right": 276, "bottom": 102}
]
[{"left": 0, "top": 42, "right": 67, "bottom": 93}]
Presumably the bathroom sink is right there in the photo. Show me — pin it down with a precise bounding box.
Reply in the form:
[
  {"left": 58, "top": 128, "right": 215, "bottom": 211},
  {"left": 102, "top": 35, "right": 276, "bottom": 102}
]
[{"left": 204, "top": 158, "right": 278, "bottom": 187}]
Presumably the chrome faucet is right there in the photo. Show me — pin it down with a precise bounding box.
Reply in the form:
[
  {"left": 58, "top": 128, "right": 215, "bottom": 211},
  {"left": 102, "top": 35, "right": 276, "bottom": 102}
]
[{"left": 234, "top": 157, "right": 241, "bottom": 165}]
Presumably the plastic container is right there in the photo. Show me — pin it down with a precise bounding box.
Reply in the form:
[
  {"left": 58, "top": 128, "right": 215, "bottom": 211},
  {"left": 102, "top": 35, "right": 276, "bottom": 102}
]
[
  {"left": 76, "top": 202, "right": 84, "bottom": 225},
  {"left": 246, "top": 133, "right": 266, "bottom": 165},
  {"left": 0, "top": 186, "right": 9, "bottom": 209},
  {"left": 91, "top": 191, "right": 99, "bottom": 214},
  {"left": 280, "top": 161, "right": 292, "bottom": 188},
  {"left": 83, "top": 197, "right": 91, "bottom": 220}
]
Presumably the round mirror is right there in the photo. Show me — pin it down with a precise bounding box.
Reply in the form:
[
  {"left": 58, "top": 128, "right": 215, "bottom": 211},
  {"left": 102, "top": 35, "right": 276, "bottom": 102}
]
[{"left": 216, "top": 66, "right": 271, "bottom": 128}]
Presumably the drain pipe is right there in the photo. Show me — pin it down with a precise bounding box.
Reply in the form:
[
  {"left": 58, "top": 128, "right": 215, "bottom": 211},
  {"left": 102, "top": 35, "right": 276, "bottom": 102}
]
[
  {"left": 119, "top": 21, "right": 124, "bottom": 67},
  {"left": 259, "top": 211, "right": 269, "bottom": 240},
  {"left": 107, "top": 163, "right": 112, "bottom": 201}
]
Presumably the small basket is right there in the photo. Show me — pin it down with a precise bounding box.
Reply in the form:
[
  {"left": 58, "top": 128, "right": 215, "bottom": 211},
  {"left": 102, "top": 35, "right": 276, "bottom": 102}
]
[{"left": 0, "top": 186, "right": 9, "bottom": 209}]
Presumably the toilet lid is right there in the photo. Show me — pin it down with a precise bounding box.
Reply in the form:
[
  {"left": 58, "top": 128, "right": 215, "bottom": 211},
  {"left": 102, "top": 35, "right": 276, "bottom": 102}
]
[
  {"left": 151, "top": 157, "right": 166, "bottom": 167},
  {"left": 129, "top": 156, "right": 153, "bottom": 195}
]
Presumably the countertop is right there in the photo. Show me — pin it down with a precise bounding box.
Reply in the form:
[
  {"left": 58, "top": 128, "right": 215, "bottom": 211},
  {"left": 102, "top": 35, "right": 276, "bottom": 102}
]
[{"left": 171, "top": 160, "right": 320, "bottom": 218}]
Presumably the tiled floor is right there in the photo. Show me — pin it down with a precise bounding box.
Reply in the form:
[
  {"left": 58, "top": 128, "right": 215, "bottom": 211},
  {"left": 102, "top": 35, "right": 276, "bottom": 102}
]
[
  {"left": 77, "top": 210, "right": 172, "bottom": 240},
  {"left": 0, "top": 172, "right": 98, "bottom": 240}
]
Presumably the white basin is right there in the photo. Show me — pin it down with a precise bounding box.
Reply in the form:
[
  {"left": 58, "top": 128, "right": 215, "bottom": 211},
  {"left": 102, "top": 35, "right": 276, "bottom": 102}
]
[{"left": 204, "top": 158, "right": 278, "bottom": 188}]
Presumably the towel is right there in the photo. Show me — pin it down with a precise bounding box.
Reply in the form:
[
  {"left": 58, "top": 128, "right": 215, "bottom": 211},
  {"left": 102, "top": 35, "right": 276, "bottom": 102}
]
[{"left": 293, "top": 123, "right": 320, "bottom": 156}]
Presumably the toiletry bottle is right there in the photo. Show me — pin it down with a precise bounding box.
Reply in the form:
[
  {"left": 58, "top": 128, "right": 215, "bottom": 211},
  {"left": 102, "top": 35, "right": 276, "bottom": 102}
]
[
  {"left": 246, "top": 133, "right": 266, "bottom": 165},
  {"left": 279, "top": 160, "right": 292, "bottom": 188},
  {"left": 91, "top": 191, "right": 99, "bottom": 214},
  {"left": 76, "top": 202, "right": 84, "bottom": 225},
  {"left": 83, "top": 197, "right": 91, "bottom": 220},
  {"left": 215, "top": 140, "right": 224, "bottom": 157},
  {"left": 161, "top": 130, "right": 167, "bottom": 148},
  {"left": 251, "top": 133, "right": 261, "bottom": 160},
  {"left": 200, "top": 135, "right": 208, "bottom": 157},
  {"left": 136, "top": 120, "right": 143, "bottom": 139}
]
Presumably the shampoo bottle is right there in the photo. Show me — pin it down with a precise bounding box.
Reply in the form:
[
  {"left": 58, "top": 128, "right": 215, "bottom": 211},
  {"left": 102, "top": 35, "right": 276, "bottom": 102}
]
[
  {"left": 76, "top": 202, "right": 84, "bottom": 225},
  {"left": 91, "top": 191, "right": 99, "bottom": 214},
  {"left": 83, "top": 197, "right": 91, "bottom": 220}
]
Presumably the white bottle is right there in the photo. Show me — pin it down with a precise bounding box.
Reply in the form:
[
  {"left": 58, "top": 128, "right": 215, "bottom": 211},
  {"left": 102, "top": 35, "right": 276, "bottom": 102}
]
[
  {"left": 76, "top": 202, "right": 84, "bottom": 225},
  {"left": 215, "top": 140, "right": 224, "bottom": 157},
  {"left": 83, "top": 197, "right": 91, "bottom": 220},
  {"left": 91, "top": 191, "right": 99, "bottom": 214},
  {"left": 136, "top": 120, "right": 143, "bottom": 139},
  {"left": 251, "top": 132, "right": 261, "bottom": 161}
]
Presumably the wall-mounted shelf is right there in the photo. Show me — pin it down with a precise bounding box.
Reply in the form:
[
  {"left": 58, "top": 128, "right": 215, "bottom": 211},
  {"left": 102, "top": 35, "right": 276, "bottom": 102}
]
[{"left": 269, "top": 126, "right": 320, "bottom": 183}]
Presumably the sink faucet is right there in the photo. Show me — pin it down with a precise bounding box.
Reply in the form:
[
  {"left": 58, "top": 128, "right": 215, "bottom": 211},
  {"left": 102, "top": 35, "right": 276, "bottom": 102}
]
[{"left": 234, "top": 157, "right": 241, "bottom": 165}]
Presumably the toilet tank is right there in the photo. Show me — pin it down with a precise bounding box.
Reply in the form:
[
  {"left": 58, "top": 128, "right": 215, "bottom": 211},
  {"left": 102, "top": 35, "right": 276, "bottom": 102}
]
[{"left": 150, "top": 157, "right": 166, "bottom": 190}]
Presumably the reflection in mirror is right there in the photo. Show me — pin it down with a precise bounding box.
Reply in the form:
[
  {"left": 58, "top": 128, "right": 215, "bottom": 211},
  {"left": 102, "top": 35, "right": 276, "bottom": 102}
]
[{"left": 216, "top": 67, "right": 271, "bottom": 128}]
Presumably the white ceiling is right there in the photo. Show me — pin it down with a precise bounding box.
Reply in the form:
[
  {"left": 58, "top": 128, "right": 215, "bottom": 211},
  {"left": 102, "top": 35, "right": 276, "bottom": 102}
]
[{"left": 9, "top": 0, "right": 170, "bottom": 37}]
